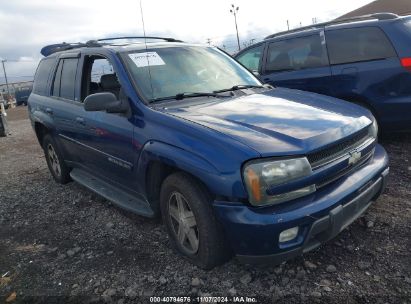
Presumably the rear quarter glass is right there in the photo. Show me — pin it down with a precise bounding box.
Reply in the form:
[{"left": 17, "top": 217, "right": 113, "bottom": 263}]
[
  {"left": 33, "top": 58, "right": 56, "bottom": 96},
  {"left": 382, "top": 17, "right": 411, "bottom": 58}
]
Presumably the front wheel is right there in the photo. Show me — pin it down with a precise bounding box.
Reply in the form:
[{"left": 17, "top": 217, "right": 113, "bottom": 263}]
[{"left": 160, "top": 172, "right": 231, "bottom": 269}]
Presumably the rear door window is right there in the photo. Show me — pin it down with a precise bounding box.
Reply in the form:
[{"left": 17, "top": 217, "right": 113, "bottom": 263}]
[
  {"left": 326, "top": 27, "right": 397, "bottom": 65},
  {"left": 52, "top": 58, "right": 79, "bottom": 100},
  {"left": 60, "top": 59, "right": 78, "bottom": 100},
  {"left": 236, "top": 44, "right": 264, "bottom": 72},
  {"left": 52, "top": 60, "right": 63, "bottom": 97},
  {"left": 265, "top": 34, "right": 327, "bottom": 73},
  {"left": 33, "top": 58, "right": 55, "bottom": 95}
]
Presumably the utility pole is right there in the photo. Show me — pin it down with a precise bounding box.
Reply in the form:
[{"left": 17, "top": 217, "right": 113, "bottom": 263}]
[
  {"left": 229, "top": 4, "right": 241, "bottom": 52},
  {"left": 1, "top": 60, "right": 11, "bottom": 99},
  {"left": 287, "top": 20, "right": 290, "bottom": 31}
]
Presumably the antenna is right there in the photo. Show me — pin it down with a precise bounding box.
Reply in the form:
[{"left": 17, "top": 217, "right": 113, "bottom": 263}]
[{"left": 139, "top": 0, "right": 154, "bottom": 100}]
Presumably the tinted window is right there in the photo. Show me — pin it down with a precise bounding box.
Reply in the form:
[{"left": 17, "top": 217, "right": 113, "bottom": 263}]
[
  {"left": 52, "top": 60, "right": 63, "bottom": 97},
  {"left": 266, "top": 34, "right": 327, "bottom": 73},
  {"left": 236, "top": 44, "right": 264, "bottom": 71},
  {"left": 326, "top": 27, "right": 396, "bottom": 65},
  {"left": 60, "top": 59, "right": 78, "bottom": 100},
  {"left": 33, "top": 58, "right": 55, "bottom": 95}
]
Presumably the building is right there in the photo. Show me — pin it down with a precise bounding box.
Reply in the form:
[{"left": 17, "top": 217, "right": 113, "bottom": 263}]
[{"left": 338, "top": 0, "right": 411, "bottom": 19}]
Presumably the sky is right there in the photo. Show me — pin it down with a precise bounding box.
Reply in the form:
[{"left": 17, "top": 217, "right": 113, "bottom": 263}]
[{"left": 0, "top": 0, "right": 373, "bottom": 85}]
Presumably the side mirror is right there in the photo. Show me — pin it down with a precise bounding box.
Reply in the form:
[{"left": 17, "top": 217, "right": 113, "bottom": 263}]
[{"left": 84, "top": 92, "right": 127, "bottom": 113}]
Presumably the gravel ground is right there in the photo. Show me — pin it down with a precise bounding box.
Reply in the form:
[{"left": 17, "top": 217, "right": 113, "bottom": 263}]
[{"left": 1, "top": 107, "right": 410, "bottom": 304}]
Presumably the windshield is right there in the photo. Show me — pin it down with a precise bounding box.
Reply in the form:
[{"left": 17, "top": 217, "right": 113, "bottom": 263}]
[{"left": 121, "top": 46, "right": 261, "bottom": 102}]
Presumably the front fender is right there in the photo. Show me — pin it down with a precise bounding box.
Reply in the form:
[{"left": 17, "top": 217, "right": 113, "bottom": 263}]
[{"left": 136, "top": 140, "right": 248, "bottom": 199}]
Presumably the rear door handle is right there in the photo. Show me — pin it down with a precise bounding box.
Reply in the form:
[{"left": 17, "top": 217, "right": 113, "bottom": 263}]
[
  {"left": 75, "top": 117, "right": 85, "bottom": 125},
  {"left": 45, "top": 108, "right": 53, "bottom": 115}
]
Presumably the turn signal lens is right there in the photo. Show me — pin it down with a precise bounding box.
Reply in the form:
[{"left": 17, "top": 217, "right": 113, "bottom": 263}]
[{"left": 245, "top": 168, "right": 261, "bottom": 202}]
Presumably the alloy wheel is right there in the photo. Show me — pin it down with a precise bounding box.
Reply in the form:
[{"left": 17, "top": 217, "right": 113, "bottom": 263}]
[
  {"left": 168, "top": 191, "right": 199, "bottom": 255},
  {"left": 47, "top": 144, "right": 61, "bottom": 178}
]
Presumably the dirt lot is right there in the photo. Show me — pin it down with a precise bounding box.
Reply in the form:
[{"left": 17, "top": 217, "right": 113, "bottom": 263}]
[{"left": 0, "top": 106, "right": 410, "bottom": 304}]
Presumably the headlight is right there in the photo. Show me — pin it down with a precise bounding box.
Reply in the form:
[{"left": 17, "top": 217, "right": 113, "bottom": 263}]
[
  {"left": 243, "top": 157, "right": 315, "bottom": 206},
  {"left": 369, "top": 119, "right": 378, "bottom": 139}
]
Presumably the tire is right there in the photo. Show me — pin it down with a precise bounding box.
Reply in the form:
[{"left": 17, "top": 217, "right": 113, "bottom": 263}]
[
  {"left": 42, "top": 134, "right": 71, "bottom": 184},
  {"left": 160, "top": 172, "right": 231, "bottom": 269}
]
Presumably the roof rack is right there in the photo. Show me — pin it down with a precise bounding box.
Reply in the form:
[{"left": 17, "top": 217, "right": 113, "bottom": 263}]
[
  {"left": 96, "top": 36, "right": 183, "bottom": 43},
  {"left": 40, "top": 36, "right": 183, "bottom": 57},
  {"left": 264, "top": 12, "right": 399, "bottom": 40}
]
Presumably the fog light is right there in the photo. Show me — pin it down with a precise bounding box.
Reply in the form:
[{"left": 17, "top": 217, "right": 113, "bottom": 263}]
[{"left": 279, "top": 227, "right": 299, "bottom": 243}]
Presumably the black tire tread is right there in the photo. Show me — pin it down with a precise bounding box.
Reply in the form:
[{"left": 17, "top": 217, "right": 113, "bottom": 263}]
[
  {"left": 160, "top": 172, "right": 231, "bottom": 270},
  {"left": 42, "top": 134, "right": 71, "bottom": 184}
]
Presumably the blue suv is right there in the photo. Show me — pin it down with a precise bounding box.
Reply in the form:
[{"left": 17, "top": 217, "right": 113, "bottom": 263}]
[
  {"left": 235, "top": 13, "right": 411, "bottom": 132},
  {"left": 28, "top": 37, "right": 388, "bottom": 269}
]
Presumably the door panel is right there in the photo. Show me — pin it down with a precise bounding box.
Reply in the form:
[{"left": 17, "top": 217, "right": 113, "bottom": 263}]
[
  {"left": 49, "top": 57, "right": 86, "bottom": 163},
  {"left": 76, "top": 55, "right": 137, "bottom": 190},
  {"left": 325, "top": 26, "right": 406, "bottom": 126},
  {"left": 261, "top": 32, "right": 332, "bottom": 95},
  {"left": 262, "top": 66, "right": 332, "bottom": 95},
  {"left": 79, "top": 110, "right": 136, "bottom": 190}
]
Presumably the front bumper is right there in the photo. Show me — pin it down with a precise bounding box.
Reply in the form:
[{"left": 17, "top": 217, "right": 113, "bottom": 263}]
[{"left": 213, "top": 144, "right": 389, "bottom": 265}]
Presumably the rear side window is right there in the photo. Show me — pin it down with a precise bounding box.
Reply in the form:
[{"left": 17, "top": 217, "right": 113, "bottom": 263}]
[
  {"left": 265, "top": 34, "right": 327, "bottom": 73},
  {"left": 326, "top": 27, "right": 396, "bottom": 65},
  {"left": 52, "top": 61, "right": 63, "bottom": 97},
  {"left": 236, "top": 44, "right": 264, "bottom": 71},
  {"left": 52, "top": 58, "right": 79, "bottom": 100},
  {"left": 33, "top": 58, "right": 55, "bottom": 95}
]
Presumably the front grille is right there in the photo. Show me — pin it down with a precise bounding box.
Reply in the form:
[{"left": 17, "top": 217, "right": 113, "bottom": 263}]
[
  {"left": 316, "top": 148, "right": 375, "bottom": 189},
  {"left": 308, "top": 128, "right": 370, "bottom": 169}
]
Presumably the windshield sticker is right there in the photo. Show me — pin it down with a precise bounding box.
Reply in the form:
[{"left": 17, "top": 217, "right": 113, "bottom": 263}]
[{"left": 128, "top": 52, "right": 165, "bottom": 67}]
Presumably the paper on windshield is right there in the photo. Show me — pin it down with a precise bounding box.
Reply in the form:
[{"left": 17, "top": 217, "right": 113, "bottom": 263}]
[{"left": 128, "top": 52, "right": 165, "bottom": 67}]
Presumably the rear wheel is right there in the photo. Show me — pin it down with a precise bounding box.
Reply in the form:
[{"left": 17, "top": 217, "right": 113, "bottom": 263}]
[
  {"left": 160, "top": 172, "right": 231, "bottom": 269},
  {"left": 42, "top": 134, "right": 71, "bottom": 184}
]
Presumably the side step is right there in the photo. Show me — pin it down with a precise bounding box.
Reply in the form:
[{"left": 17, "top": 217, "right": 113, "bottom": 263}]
[{"left": 70, "top": 168, "right": 155, "bottom": 218}]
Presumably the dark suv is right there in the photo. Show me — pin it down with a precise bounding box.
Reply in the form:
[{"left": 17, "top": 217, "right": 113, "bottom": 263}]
[
  {"left": 29, "top": 37, "right": 388, "bottom": 269},
  {"left": 235, "top": 13, "right": 411, "bottom": 131}
]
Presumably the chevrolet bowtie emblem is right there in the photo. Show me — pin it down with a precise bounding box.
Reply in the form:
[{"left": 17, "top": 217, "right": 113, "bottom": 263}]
[{"left": 348, "top": 150, "right": 362, "bottom": 165}]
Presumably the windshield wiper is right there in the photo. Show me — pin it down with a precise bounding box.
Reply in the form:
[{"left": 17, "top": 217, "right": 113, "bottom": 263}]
[
  {"left": 150, "top": 92, "right": 220, "bottom": 103},
  {"left": 213, "top": 84, "right": 265, "bottom": 93}
]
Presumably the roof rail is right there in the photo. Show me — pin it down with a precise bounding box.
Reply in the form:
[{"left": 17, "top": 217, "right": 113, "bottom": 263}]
[
  {"left": 264, "top": 12, "right": 399, "bottom": 40},
  {"left": 40, "top": 36, "right": 183, "bottom": 56},
  {"left": 97, "top": 36, "right": 183, "bottom": 43},
  {"left": 40, "top": 41, "right": 101, "bottom": 57}
]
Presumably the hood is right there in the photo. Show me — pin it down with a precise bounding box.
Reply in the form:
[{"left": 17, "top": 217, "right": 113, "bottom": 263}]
[{"left": 162, "top": 88, "right": 372, "bottom": 156}]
